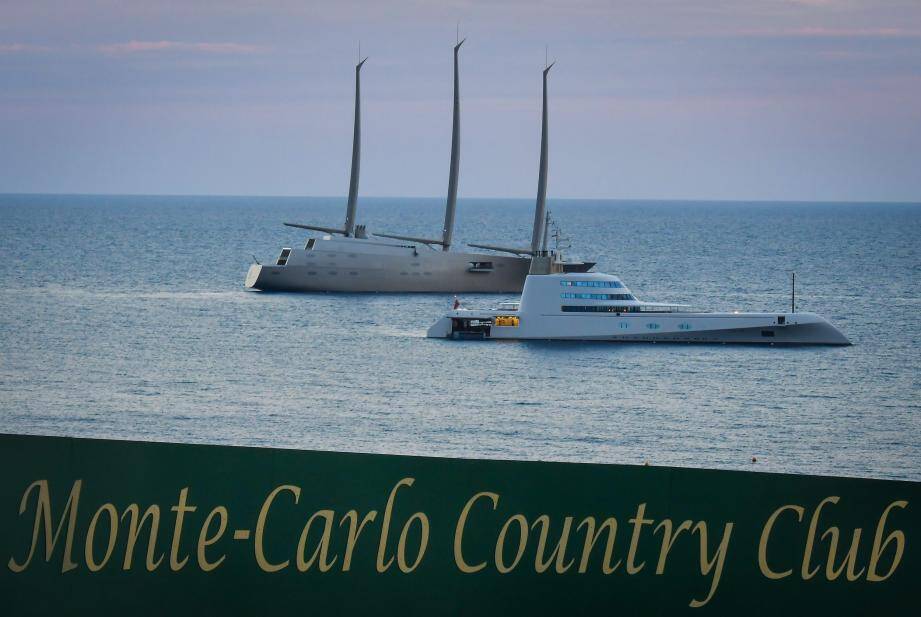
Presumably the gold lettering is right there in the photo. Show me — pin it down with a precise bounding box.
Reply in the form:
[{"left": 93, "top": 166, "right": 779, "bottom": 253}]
[
  {"left": 627, "top": 503, "right": 652, "bottom": 574},
  {"left": 454, "top": 492, "right": 499, "bottom": 574},
  {"left": 296, "top": 510, "right": 338, "bottom": 572},
  {"left": 802, "top": 496, "right": 837, "bottom": 579},
  {"left": 576, "top": 517, "right": 621, "bottom": 574},
  {"left": 254, "top": 484, "right": 300, "bottom": 572},
  {"left": 397, "top": 512, "right": 429, "bottom": 573},
  {"left": 867, "top": 500, "right": 908, "bottom": 582},
  {"left": 653, "top": 518, "right": 693, "bottom": 575},
  {"left": 7, "top": 479, "right": 81, "bottom": 573},
  {"left": 758, "top": 504, "right": 805, "bottom": 580},
  {"left": 377, "top": 477, "right": 414, "bottom": 573},
  {"left": 495, "top": 514, "right": 528, "bottom": 574},
  {"left": 169, "top": 487, "right": 197, "bottom": 571},
  {"left": 197, "top": 506, "right": 228, "bottom": 572},
  {"left": 85, "top": 503, "right": 118, "bottom": 572},
  {"left": 339, "top": 510, "right": 377, "bottom": 572},
  {"left": 121, "top": 504, "right": 163, "bottom": 571},
  {"left": 688, "top": 521, "right": 733, "bottom": 608},
  {"left": 822, "top": 527, "right": 864, "bottom": 581},
  {"left": 531, "top": 515, "right": 575, "bottom": 573}
]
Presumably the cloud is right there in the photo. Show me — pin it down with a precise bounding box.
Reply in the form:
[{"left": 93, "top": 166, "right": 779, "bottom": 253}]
[
  {"left": 787, "top": 27, "right": 920, "bottom": 38},
  {"left": 0, "top": 43, "right": 53, "bottom": 53},
  {"left": 783, "top": 0, "right": 840, "bottom": 5},
  {"left": 740, "top": 27, "right": 921, "bottom": 39},
  {"left": 97, "top": 40, "right": 266, "bottom": 55}
]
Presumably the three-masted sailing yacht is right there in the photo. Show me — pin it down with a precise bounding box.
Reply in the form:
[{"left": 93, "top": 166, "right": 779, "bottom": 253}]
[{"left": 245, "top": 44, "right": 590, "bottom": 293}]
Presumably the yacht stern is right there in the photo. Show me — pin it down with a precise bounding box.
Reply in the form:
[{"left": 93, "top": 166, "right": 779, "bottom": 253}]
[
  {"left": 426, "top": 316, "right": 454, "bottom": 338},
  {"left": 244, "top": 264, "right": 263, "bottom": 289}
]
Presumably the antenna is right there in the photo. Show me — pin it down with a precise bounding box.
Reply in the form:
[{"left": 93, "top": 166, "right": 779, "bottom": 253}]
[
  {"left": 551, "top": 216, "right": 571, "bottom": 252},
  {"left": 456, "top": 22, "right": 459, "bottom": 45},
  {"left": 545, "top": 45, "right": 548, "bottom": 69},
  {"left": 791, "top": 272, "right": 796, "bottom": 313}
]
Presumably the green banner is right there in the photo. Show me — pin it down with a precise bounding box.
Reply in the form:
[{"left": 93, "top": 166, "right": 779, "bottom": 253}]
[{"left": 1, "top": 433, "right": 916, "bottom": 614}]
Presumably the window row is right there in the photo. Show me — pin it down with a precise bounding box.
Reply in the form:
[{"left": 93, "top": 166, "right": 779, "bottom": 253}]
[
  {"left": 559, "top": 280, "right": 623, "bottom": 288},
  {"left": 560, "top": 293, "right": 635, "bottom": 300},
  {"left": 560, "top": 305, "right": 677, "bottom": 314},
  {"left": 561, "top": 305, "right": 638, "bottom": 313}
]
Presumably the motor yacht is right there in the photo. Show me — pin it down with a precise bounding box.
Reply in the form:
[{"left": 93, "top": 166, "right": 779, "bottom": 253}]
[{"left": 427, "top": 265, "right": 850, "bottom": 345}]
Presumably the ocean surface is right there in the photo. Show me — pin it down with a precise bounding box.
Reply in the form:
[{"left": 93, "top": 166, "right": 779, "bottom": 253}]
[{"left": 1, "top": 194, "right": 919, "bottom": 480}]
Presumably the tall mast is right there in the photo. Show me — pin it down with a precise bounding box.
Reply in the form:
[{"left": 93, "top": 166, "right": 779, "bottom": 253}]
[
  {"left": 441, "top": 37, "right": 465, "bottom": 251},
  {"left": 344, "top": 53, "right": 367, "bottom": 237},
  {"left": 530, "top": 58, "right": 554, "bottom": 254}
]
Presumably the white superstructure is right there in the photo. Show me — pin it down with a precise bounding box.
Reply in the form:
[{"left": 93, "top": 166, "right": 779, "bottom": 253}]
[{"left": 427, "top": 271, "right": 850, "bottom": 345}]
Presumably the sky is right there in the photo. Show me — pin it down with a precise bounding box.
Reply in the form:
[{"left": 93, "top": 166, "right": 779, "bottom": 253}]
[{"left": 1, "top": 0, "right": 920, "bottom": 202}]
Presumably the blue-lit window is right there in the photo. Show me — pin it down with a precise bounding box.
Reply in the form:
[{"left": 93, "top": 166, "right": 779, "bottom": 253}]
[
  {"left": 560, "top": 280, "right": 623, "bottom": 289},
  {"left": 646, "top": 323, "right": 661, "bottom": 330},
  {"left": 562, "top": 305, "right": 635, "bottom": 313},
  {"left": 678, "top": 323, "right": 692, "bottom": 330},
  {"left": 560, "top": 292, "right": 635, "bottom": 301},
  {"left": 619, "top": 322, "right": 629, "bottom": 329}
]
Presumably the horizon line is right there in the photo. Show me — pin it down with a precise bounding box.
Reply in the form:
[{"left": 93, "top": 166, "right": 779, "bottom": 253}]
[{"left": 1, "top": 191, "right": 920, "bottom": 206}]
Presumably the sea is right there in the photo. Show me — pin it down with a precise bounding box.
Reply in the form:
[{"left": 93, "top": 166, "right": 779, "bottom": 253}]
[{"left": 1, "top": 194, "right": 918, "bottom": 480}]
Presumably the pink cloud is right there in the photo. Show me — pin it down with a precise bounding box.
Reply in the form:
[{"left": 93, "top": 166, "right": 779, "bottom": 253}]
[
  {"left": 789, "top": 27, "right": 918, "bottom": 38},
  {"left": 0, "top": 43, "right": 53, "bottom": 53},
  {"left": 98, "top": 40, "right": 266, "bottom": 55},
  {"left": 740, "top": 27, "right": 921, "bottom": 39}
]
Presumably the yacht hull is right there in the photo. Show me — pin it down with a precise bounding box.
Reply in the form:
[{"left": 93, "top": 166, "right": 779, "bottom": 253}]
[
  {"left": 245, "top": 237, "right": 531, "bottom": 293},
  {"left": 427, "top": 312, "right": 850, "bottom": 345}
]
